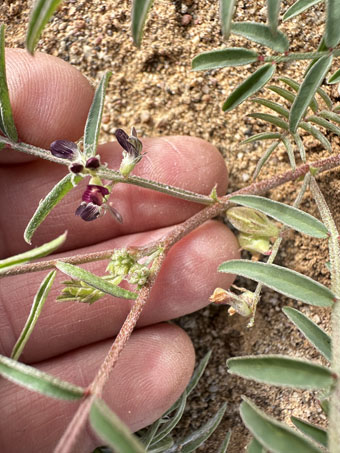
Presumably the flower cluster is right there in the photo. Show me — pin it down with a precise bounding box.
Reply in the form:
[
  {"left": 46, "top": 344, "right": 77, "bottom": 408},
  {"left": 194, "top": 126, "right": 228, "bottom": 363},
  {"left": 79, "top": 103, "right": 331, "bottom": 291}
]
[
  {"left": 106, "top": 248, "right": 150, "bottom": 288},
  {"left": 50, "top": 139, "right": 123, "bottom": 222}
]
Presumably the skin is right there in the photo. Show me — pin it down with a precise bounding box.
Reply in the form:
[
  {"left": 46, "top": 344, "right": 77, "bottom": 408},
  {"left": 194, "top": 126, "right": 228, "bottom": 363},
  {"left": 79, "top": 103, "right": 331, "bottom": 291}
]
[{"left": 0, "top": 49, "right": 240, "bottom": 452}]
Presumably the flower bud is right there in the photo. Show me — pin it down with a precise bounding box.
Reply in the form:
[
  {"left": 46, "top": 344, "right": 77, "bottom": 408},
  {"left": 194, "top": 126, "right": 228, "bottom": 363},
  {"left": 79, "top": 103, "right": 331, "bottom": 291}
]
[
  {"left": 75, "top": 202, "right": 101, "bottom": 221},
  {"left": 238, "top": 232, "right": 271, "bottom": 255},
  {"left": 85, "top": 157, "right": 100, "bottom": 169},
  {"left": 226, "top": 207, "right": 279, "bottom": 238},
  {"left": 128, "top": 263, "right": 150, "bottom": 286},
  {"left": 70, "top": 163, "right": 84, "bottom": 174},
  {"left": 50, "top": 140, "right": 79, "bottom": 160},
  {"left": 107, "top": 249, "right": 136, "bottom": 276}
]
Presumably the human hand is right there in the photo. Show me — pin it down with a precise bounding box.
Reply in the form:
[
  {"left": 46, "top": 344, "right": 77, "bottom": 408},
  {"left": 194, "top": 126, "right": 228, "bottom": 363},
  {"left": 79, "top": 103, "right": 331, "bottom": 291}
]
[{"left": 0, "top": 49, "right": 239, "bottom": 452}]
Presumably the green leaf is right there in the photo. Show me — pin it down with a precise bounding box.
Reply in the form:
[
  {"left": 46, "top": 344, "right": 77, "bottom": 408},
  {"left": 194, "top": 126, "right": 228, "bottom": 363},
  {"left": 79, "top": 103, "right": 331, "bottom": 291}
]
[
  {"left": 248, "top": 112, "right": 288, "bottom": 130},
  {"left": 186, "top": 350, "right": 212, "bottom": 396},
  {"left": 192, "top": 48, "right": 258, "bottom": 71},
  {"left": 283, "top": 307, "right": 331, "bottom": 361},
  {"left": 291, "top": 416, "right": 328, "bottom": 447},
  {"left": 55, "top": 261, "right": 138, "bottom": 300},
  {"left": 267, "top": 0, "right": 281, "bottom": 36},
  {"left": 148, "top": 436, "right": 174, "bottom": 452},
  {"left": 253, "top": 141, "right": 280, "bottom": 179},
  {"left": 307, "top": 115, "right": 340, "bottom": 135},
  {"left": 319, "top": 109, "right": 340, "bottom": 124},
  {"left": 240, "top": 398, "right": 323, "bottom": 453},
  {"left": 281, "top": 135, "right": 296, "bottom": 169},
  {"left": 324, "top": 0, "right": 340, "bottom": 48},
  {"left": 0, "top": 25, "right": 18, "bottom": 142},
  {"left": 0, "top": 354, "right": 84, "bottom": 400},
  {"left": 218, "top": 260, "right": 335, "bottom": 307},
  {"left": 228, "top": 195, "right": 329, "bottom": 238},
  {"left": 252, "top": 98, "right": 289, "bottom": 118},
  {"left": 283, "top": 0, "right": 322, "bottom": 21},
  {"left": 279, "top": 76, "right": 318, "bottom": 113},
  {"left": 231, "top": 22, "right": 289, "bottom": 52},
  {"left": 90, "top": 398, "right": 145, "bottom": 453},
  {"left": 217, "top": 430, "right": 232, "bottom": 453},
  {"left": 83, "top": 71, "right": 112, "bottom": 159},
  {"left": 242, "top": 132, "right": 282, "bottom": 144},
  {"left": 149, "top": 392, "right": 187, "bottom": 447},
  {"left": 268, "top": 85, "right": 295, "bottom": 104},
  {"left": 293, "top": 132, "right": 306, "bottom": 161},
  {"left": 328, "top": 68, "right": 340, "bottom": 84},
  {"left": 11, "top": 271, "right": 56, "bottom": 361},
  {"left": 220, "top": 0, "right": 237, "bottom": 40},
  {"left": 131, "top": 0, "right": 154, "bottom": 47},
  {"left": 26, "top": 0, "right": 63, "bottom": 54},
  {"left": 247, "top": 437, "right": 266, "bottom": 453},
  {"left": 315, "top": 86, "right": 333, "bottom": 110},
  {"left": 227, "top": 355, "right": 334, "bottom": 389},
  {"left": 289, "top": 55, "right": 333, "bottom": 133},
  {"left": 24, "top": 174, "right": 82, "bottom": 244},
  {"left": 305, "top": 37, "right": 329, "bottom": 76},
  {"left": 299, "top": 121, "right": 332, "bottom": 151},
  {"left": 169, "top": 403, "right": 227, "bottom": 452},
  {"left": 223, "top": 64, "right": 276, "bottom": 112},
  {"left": 0, "top": 231, "right": 67, "bottom": 272}
]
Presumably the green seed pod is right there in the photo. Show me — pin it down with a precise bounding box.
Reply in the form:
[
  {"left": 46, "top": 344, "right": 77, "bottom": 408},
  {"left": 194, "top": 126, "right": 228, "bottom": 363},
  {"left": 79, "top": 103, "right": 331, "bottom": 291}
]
[
  {"left": 226, "top": 206, "right": 279, "bottom": 238},
  {"left": 238, "top": 232, "right": 271, "bottom": 255}
]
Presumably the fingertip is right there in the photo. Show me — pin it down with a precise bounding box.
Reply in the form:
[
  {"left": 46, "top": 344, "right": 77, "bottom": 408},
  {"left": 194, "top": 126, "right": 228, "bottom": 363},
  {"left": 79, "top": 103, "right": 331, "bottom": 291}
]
[{"left": 1, "top": 49, "right": 94, "bottom": 164}]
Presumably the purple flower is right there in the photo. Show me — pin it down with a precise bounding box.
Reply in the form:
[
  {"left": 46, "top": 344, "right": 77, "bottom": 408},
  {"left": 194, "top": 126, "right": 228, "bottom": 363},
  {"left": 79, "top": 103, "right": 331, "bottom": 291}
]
[
  {"left": 115, "top": 128, "right": 144, "bottom": 177},
  {"left": 82, "top": 184, "right": 109, "bottom": 206},
  {"left": 75, "top": 202, "right": 101, "bottom": 221},
  {"left": 70, "top": 163, "right": 84, "bottom": 174},
  {"left": 50, "top": 140, "right": 79, "bottom": 160},
  {"left": 85, "top": 157, "right": 100, "bottom": 169}
]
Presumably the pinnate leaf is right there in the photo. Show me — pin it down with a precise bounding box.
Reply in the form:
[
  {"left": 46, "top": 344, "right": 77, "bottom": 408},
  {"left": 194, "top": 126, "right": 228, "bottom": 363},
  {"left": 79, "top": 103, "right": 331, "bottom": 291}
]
[
  {"left": 11, "top": 271, "right": 56, "bottom": 360},
  {"left": 132, "top": 0, "right": 154, "bottom": 47},
  {"left": 90, "top": 398, "right": 145, "bottom": 453},
  {"left": 307, "top": 115, "right": 340, "bottom": 136},
  {"left": 231, "top": 22, "right": 289, "bottom": 52},
  {"left": 229, "top": 195, "right": 329, "bottom": 238},
  {"left": 223, "top": 64, "right": 276, "bottom": 112},
  {"left": 192, "top": 48, "right": 258, "bottom": 71},
  {"left": 218, "top": 260, "right": 334, "bottom": 307},
  {"left": 24, "top": 174, "right": 82, "bottom": 244},
  {"left": 0, "top": 25, "right": 18, "bottom": 142},
  {"left": 0, "top": 231, "right": 67, "bottom": 272},
  {"left": 291, "top": 416, "right": 328, "bottom": 447},
  {"left": 84, "top": 71, "right": 112, "bottom": 158},
  {"left": 220, "top": 0, "right": 237, "bottom": 40},
  {"left": 289, "top": 54, "right": 333, "bottom": 133},
  {"left": 26, "top": 0, "right": 63, "bottom": 54},
  {"left": 240, "top": 398, "right": 323, "bottom": 453},
  {"left": 283, "top": 306, "right": 331, "bottom": 361},
  {"left": 324, "top": 0, "right": 340, "bottom": 48},
  {"left": 227, "top": 355, "right": 334, "bottom": 389},
  {"left": 0, "top": 354, "right": 84, "bottom": 400},
  {"left": 55, "top": 261, "right": 138, "bottom": 300}
]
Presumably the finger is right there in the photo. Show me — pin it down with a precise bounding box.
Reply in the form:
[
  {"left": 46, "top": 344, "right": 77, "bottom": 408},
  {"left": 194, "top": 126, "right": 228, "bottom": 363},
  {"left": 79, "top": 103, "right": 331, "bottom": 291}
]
[
  {"left": 0, "top": 220, "right": 239, "bottom": 363},
  {"left": 0, "top": 135, "right": 228, "bottom": 257},
  {"left": 0, "top": 323, "right": 195, "bottom": 452},
  {"left": 1, "top": 48, "right": 94, "bottom": 164}
]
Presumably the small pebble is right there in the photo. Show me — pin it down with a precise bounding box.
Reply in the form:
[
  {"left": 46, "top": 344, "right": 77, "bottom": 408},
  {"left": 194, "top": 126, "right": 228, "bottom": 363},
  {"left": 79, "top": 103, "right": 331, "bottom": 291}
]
[{"left": 181, "top": 14, "right": 192, "bottom": 26}]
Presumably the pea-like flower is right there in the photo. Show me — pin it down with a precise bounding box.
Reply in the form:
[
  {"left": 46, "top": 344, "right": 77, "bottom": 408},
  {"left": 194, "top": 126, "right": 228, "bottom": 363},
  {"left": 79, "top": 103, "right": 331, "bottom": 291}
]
[
  {"left": 75, "top": 184, "right": 123, "bottom": 223},
  {"left": 115, "top": 127, "right": 144, "bottom": 177},
  {"left": 50, "top": 140, "right": 79, "bottom": 160}
]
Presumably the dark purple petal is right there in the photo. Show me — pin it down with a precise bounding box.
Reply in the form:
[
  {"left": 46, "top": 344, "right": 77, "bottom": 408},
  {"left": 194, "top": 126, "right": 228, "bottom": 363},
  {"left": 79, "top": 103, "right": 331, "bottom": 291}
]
[
  {"left": 114, "top": 129, "right": 137, "bottom": 157},
  {"left": 82, "top": 185, "right": 109, "bottom": 205},
  {"left": 85, "top": 157, "right": 100, "bottom": 169},
  {"left": 50, "top": 140, "right": 78, "bottom": 160},
  {"left": 70, "top": 163, "right": 84, "bottom": 174},
  {"left": 75, "top": 202, "right": 101, "bottom": 221}
]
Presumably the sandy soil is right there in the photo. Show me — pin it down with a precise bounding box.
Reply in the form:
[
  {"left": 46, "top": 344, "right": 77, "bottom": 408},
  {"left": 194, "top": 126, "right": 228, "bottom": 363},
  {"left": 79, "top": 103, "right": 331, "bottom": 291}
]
[{"left": 1, "top": 0, "right": 339, "bottom": 451}]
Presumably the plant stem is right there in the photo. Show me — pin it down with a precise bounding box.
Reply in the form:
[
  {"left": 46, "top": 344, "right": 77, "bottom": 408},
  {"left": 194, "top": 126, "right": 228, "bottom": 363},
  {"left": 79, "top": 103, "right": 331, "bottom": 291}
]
[
  {"left": 2, "top": 153, "right": 340, "bottom": 280},
  {"left": 310, "top": 177, "right": 340, "bottom": 453},
  {"left": 264, "top": 49, "right": 340, "bottom": 63},
  {"left": 54, "top": 253, "right": 166, "bottom": 453}
]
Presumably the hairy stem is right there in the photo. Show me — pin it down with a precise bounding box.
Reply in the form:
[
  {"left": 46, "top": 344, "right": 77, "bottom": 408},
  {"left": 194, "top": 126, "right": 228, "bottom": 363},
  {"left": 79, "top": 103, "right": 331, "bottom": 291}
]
[
  {"left": 264, "top": 48, "right": 340, "bottom": 63},
  {"left": 3, "top": 153, "right": 340, "bottom": 279},
  {"left": 310, "top": 177, "right": 340, "bottom": 453}
]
